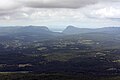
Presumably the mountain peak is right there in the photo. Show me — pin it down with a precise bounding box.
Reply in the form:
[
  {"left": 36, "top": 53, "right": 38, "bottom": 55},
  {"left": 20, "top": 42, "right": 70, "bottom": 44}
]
[
  {"left": 23, "top": 25, "right": 50, "bottom": 31},
  {"left": 63, "top": 26, "right": 120, "bottom": 35},
  {"left": 63, "top": 25, "right": 83, "bottom": 34},
  {"left": 66, "top": 25, "right": 77, "bottom": 29}
]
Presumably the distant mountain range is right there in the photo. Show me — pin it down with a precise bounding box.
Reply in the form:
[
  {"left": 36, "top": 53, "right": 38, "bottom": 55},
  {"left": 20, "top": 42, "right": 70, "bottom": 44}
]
[
  {"left": 1, "top": 25, "right": 120, "bottom": 35},
  {"left": 0, "top": 25, "right": 120, "bottom": 42},
  {"left": 63, "top": 25, "right": 120, "bottom": 35},
  {"left": 0, "top": 25, "right": 61, "bottom": 42}
]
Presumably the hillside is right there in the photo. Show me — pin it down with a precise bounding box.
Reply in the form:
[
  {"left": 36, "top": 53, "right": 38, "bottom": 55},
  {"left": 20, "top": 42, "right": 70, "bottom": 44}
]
[
  {"left": 0, "top": 26, "right": 61, "bottom": 42},
  {"left": 63, "top": 26, "right": 120, "bottom": 35}
]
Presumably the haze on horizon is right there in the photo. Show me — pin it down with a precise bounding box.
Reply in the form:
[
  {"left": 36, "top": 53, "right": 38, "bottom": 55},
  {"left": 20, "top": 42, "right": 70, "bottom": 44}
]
[{"left": 0, "top": 0, "right": 120, "bottom": 30}]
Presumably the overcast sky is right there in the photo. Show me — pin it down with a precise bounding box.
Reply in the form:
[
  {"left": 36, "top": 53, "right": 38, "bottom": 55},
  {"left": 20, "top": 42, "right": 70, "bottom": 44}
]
[{"left": 0, "top": 0, "right": 120, "bottom": 29}]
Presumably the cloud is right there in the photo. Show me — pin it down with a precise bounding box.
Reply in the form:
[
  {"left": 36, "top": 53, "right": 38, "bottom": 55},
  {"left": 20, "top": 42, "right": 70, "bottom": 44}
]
[
  {"left": 82, "top": 2, "right": 120, "bottom": 20},
  {"left": 92, "top": 7, "right": 120, "bottom": 19},
  {"left": 0, "top": 0, "right": 97, "bottom": 20},
  {"left": 19, "top": 0, "right": 120, "bottom": 8},
  {"left": 19, "top": 0, "right": 98, "bottom": 8},
  {"left": 0, "top": 0, "right": 120, "bottom": 27},
  {"left": 0, "top": 0, "right": 19, "bottom": 10}
]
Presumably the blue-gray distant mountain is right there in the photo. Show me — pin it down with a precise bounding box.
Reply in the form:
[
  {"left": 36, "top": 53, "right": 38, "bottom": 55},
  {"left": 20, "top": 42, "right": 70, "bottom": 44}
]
[
  {"left": 63, "top": 25, "right": 120, "bottom": 34},
  {"left": 0, "top": 26, "right": 61, "bottom": 42},
  {"left": 0, "top": 25, "right": 120, "bottom": 42},
  {"left": 62, "top": 25, "right": 92, "bottom": 34}
]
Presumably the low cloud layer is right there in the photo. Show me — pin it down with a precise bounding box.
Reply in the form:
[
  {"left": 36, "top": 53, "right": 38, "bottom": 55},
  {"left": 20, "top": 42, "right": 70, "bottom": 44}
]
[
  {"left": 19, "top": 0, "right": 98, "bottom": 8},
  {"left": 0, "top": 0, "right": 120, "bottom": 28},
  {"left": 19, "top": 0, "right": 120, "bottom": 8}
]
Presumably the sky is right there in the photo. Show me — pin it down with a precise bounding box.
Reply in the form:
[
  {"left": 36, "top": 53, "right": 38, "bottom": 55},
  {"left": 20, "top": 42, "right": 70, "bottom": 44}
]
[{"left": 0, "top": 0, "right": 120, "bottom": 30}]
